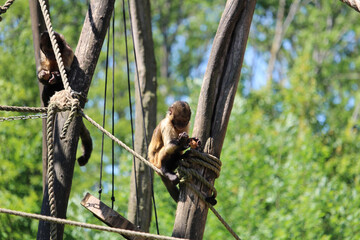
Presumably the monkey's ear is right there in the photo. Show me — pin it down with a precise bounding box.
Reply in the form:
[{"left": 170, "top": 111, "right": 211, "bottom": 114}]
[
  {"left": 168, "top": 106, "right": 173, "bottom": 115},
  {"left": 40, "top": 32, "right": 50, "bottom": 50}
]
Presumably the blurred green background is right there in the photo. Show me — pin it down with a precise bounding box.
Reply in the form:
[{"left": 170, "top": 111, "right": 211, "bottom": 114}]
[{"left": 1, "top": 0, "right": 360, "bottom": 239}]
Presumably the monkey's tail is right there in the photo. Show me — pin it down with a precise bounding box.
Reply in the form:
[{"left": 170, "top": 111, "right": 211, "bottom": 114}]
[{"left": 77, "top": 121, "right": 93, "bottom": 166}]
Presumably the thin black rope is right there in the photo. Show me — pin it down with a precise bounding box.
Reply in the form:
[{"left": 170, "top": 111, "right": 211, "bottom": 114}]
[
  {"left": 111, "top": 11, "right": 116, "bottom": 210},
  {"left": 99, "top": 26, "right": 111, "bottom": 201},
  {"left": 122, "top": 0, "right": 140, "bottom": 228},
  {"left": 126, "top": 0, "right": 159, "bottom": 234}
]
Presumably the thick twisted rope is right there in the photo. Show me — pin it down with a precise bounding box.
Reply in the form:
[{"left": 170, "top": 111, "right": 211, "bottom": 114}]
[
  {"left": 339, "top": 0, "right": 360, "bottom": 12},
  {"left": 0, "top": 0, "right": 15, "bottom": 13},
  {"left": 0, "top": 0, "right": 15, "bottom": 21},
  {"left": 46, "top": 102, "right": 58, "bottom": 240},
  {"left": 0, "top": 208, "right": 188, "bottom": 240},
  {"left": 46, "top": 90, "right": 78, "bottom": 240},
  {"left": 0, "top": 105, "right": 47, "bottom": 122},
  {"left": 0, "top": 105, "right": 47, "bottom": 113},
  {"left": 178, "top": 149, "right": 221, "bottom": 200},
  {"left": 177, "top": 150, "right": 241, "bottom": 240},
  {"left": 37, "top": 0, "right": 71, "bottom": 92},
  {"left": 60, "top": 97, "right": 80, "bottom": 139}
]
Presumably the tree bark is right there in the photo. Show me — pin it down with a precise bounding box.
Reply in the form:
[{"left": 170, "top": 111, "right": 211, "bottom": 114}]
[
  {"left": 29, "top": 0, "right": 47, "bottom": 193},
  {"left": 172, "top": 0, "right": 256, "bottom": 239},
  {"left": 36, "top": 1, "right": 115, "bottom": 239},
  {"left": 127, "top": 0, "right": 157, "bottom": 232}
]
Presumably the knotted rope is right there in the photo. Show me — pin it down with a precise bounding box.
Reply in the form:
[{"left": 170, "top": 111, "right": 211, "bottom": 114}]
[
  {"left": 178, "top": 149, "right": 221, "bottom": 205},
  {"left": 46, "top": 90, "right": 80, "bottom": 240},
  {"left": 177, "top": 149, "right": 241, "bottom": 240},
  {"left": 0, "top": 0, "right": 15, "bottom": 21},
  {"left": 0, "top": 105, "right": 47, "bottom": 113}
]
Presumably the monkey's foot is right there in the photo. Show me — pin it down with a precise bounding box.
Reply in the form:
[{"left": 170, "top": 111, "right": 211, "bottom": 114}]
[
  {"left": 189, "top": 137, "right": 201, "bottom": 149},
  {"left": 164, "top": 172, "right": 180, "bottom": 185}
]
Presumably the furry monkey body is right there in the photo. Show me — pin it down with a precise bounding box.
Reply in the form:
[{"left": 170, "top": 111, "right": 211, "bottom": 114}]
[
  {"left": 148, "top": 101, "right": 197, "bottom": 201},
  {"left": 37, "top": 31, "right": 92, "bottom": 166},
  {"left": 38, "top": 31, "right": 74, "bottom": 105}
]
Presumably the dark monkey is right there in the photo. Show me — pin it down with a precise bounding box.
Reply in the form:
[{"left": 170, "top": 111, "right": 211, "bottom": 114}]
[
  {"left": 37, "top": 31, "right": 92, "bottom": 166},
  {"left": 38, "top": 31, "right": 74, "bottom": 105},
  {"left": 148, "top": 101, "right": 200, "bottom": 201}
]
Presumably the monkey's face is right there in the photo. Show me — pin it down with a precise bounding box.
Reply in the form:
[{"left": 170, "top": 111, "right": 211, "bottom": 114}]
[
  {"left": 169, "top": 101, "right": 191, "bottom": 131},
  {"left": 40, "top": 32, "right": 65, "bottom": 60}
]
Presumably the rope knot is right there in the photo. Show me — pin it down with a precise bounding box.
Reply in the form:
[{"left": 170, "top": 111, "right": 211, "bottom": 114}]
[
  {"left": 47, "top": 90, "right": 81, "bottom": 139},
  {"left": 48, "top": 90, "right": 76, "bottom": 111},
  {"left": 71, "top": 90, "right": 87, "bottom": 105},
  {"left": 178, "top": 149, "right": 222, "bottom": 206}
]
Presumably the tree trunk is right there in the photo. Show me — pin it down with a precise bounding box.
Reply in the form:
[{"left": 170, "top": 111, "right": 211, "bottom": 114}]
[
  {"left": 172, "top": 0, "right": 256, "bottom": 239},
  {"left": 36, "top": 1, "right": 115, "bottom": 239},
  {"left": 266, "top": 0, "right": 301, "bottom": 86},
  {"left": 265, "top": 0, "right": 285, "bottom": 85},
  {"left": 127, "top": 0, "right": 157, "bottom": 232},
  {"left": 29, "top": 0, "right": 47, "bottom": 193}
]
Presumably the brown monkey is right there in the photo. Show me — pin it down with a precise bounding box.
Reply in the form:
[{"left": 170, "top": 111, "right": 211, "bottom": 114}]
[
  {"left": 148, "top": 101, "right": 199, "bottom": 201},
  {"left": 38, "top": 31, "right": 74, "bottom": 105},
  {"left": 37, "top": 31, "right": 92, "bottom": 166}
]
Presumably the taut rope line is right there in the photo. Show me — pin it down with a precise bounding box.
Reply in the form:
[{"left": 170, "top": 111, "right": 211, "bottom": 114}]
[
  {"left": 0, "top": 0, "right": 15, "bottom": 21},
  {"left": 0, "top": 208, "right": 188, "bottom": 240},
  {"left": 0, "top": 105, "right": 47, "bottom": 113},
  {"left": 80, "top": 111, "right": 163, "bottom": 175}
]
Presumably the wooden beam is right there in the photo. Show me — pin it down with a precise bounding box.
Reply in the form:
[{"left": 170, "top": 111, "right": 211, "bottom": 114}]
[
  {"left": 127, "top": 0, "right": 157, "bottom": 231},
  {"left": 172, "top": 0, "right": 256, "bottom": 239},
  {"left": 81, "top": 193, "right": 145, "bottom": 240}
]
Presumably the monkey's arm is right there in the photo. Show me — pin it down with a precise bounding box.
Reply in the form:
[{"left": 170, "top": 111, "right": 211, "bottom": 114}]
[
  {"left": 37, "top": 53, "right": 51, "bottom": 84},
  {"left": 161, "top": 175, "right": 180, "bottom": 202}
]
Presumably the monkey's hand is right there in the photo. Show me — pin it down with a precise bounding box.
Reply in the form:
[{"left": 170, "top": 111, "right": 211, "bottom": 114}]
[
  {"left": 189, "top": 137, "right": 201, "bottom": 149},
  {"left": 178, "top": 132, "right": 189, "bottom": 149},
  {"left": 38, "top": 69, "right": 51, "bottom": 84},
  {"left": 49, "top": 71, "right": 61, "bottom": 85}
]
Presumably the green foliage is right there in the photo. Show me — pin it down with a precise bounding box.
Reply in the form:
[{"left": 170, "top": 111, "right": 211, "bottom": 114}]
[{"left": 1, "top": 0, "right": 360, "bottom": 239}]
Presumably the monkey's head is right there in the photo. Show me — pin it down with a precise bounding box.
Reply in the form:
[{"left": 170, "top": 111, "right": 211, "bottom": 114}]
[
  {"left": 168, "top": 101, "right": 191, "bottom": 131},
  {"left": 40, "top": 31, "right": 66, "bottom": 60}
]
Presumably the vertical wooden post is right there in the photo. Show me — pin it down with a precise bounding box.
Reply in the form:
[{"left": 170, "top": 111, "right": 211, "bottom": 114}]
[
  {"left": 29, "top": 0, "right": 47, "bottom": 193},
  {"left": 36, "top": 1, "right": 115, "bottom": 239},
  {"left": 128, "top": 0, "right": 157, "bottom": 232},
  {"left": 172, "top": 1, "right": 256, "bottom": 239}
]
